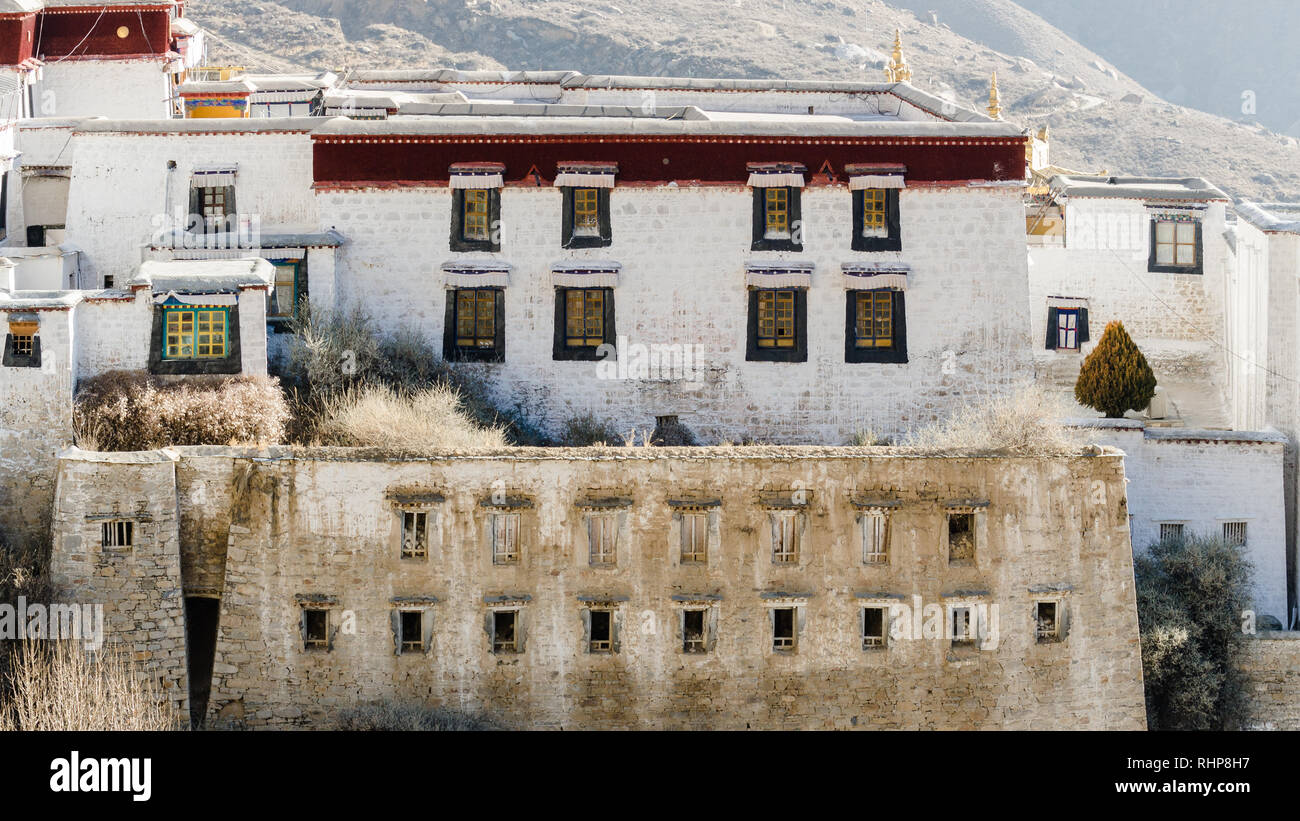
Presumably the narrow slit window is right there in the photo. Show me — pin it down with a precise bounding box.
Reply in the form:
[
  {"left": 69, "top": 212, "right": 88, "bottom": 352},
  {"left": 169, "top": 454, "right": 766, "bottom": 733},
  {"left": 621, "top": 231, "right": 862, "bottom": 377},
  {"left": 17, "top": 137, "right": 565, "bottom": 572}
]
[
  {"left": 399, "top": 611, "right": 423, "bottom": 654},
  {"left": 492, "top": 610, "right": 519, "bottom": 654},
  {"left": 951, "top": 606, "right": 975, "bottom": 648},
  {"left": 491, "top": 512, "right": 519, "bottom": 564},
  {"left": 862, "top": 606, "right": 887, "bottom": 648},
  {"left": 1035, "top": 601, "right": 1058, "bottom": 643},
  {"left": 683, "top": 609, "right": 707, "bottom": 653},
  {"left": 680, "top": 512, "right": 708, "bottom": 564},
  {"left": 948, "top": 513, "right": 975, "bottom": 563},
  {"left": 589, "top": 609, "right": 613, "bottom": 653},
  {"left": 101, "top": 520, "right": 134, "bottom": 550},
  {"left": 772, "top": 607, "right": 796, "bottom": 651},
  {"left": 588, "top": 514, "right": 618, "bottom": 565},
  {"left": 401, "top": 510, "right": 427, "bottom": 559},
  {"left": 861, "top": 513, "right": 888, "bottom": 564},
  {"left": 757, "top": 289, "right": 796, "bottom": 348}
]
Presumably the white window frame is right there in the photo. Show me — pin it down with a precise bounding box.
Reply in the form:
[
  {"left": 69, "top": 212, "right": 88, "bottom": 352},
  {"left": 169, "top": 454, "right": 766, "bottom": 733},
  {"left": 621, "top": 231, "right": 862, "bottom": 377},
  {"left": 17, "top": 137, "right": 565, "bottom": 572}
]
[
  {"left": 1158, "top": 521, "right": 1186, "bottom": 542},
  {"left": 1056, "top": 308, "right": 1079, "bottom": 351},
  {"left": 1222, "top": 520, "right": 1248, "bottom": 547}
]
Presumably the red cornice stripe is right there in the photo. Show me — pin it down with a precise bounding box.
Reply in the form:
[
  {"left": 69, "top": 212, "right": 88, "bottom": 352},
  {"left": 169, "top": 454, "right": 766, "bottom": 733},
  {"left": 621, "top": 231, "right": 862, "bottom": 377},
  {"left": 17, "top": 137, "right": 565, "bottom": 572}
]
[
  {"left": 312, "top": 134, "right": 1027, "bottom": 147},
  {"left": 312, "top": 178, "right": 1020, "bottom": 192}
]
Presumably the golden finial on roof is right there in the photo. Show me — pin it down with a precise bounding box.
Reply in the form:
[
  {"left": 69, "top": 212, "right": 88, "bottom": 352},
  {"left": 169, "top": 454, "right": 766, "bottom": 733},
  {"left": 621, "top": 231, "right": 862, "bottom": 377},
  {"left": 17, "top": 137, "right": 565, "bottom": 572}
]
[
  {"left": 885, "top": 29, "right": 912, "bottom": 83},
  {"left": 987, "top": 71, "right": 1002, "bottom": 120}
]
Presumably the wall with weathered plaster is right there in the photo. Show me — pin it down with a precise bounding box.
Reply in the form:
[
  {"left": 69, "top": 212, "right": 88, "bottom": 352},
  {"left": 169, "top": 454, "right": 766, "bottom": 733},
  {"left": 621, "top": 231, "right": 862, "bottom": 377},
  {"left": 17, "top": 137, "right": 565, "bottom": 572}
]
[
  {"left": 1239, "top": 632, "right": 1300, "bottom": 730},
  {"left": 49, "top": 445, "right": 1146, "bottom": 730}
]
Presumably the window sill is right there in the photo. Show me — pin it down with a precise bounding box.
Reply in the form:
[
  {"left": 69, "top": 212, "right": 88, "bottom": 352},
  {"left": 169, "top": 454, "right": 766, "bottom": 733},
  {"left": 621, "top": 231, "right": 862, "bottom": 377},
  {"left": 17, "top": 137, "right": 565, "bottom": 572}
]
[{"left": 1148, "top": 264, "right": 1202, "bottom": 275}]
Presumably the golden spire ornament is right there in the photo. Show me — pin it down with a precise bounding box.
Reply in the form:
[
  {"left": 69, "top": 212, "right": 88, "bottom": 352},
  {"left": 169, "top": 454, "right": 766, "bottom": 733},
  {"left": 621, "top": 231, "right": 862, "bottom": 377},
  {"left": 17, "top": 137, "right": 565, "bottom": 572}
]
[
  {"left": 987, "top": 71, "right": 1002, "bottom": 119},
  {"left": 885, "top": 29, "right": 912, "bottom": 83}
]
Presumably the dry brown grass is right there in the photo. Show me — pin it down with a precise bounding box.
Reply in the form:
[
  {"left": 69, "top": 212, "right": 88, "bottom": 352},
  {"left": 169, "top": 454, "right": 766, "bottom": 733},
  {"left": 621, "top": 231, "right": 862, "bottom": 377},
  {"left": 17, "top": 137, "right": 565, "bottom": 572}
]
[
  {"left": 73, "top": 370, "right": 291, "bottom": 451},
  {"left": 0, "top": 640, "right": 181, "bottom": 731},
  {"left": 313, "top": 384, "right": 507, "bottom": 449},
  {"left": 900, "top": 385, "right": 1084, "bottom": 457}
]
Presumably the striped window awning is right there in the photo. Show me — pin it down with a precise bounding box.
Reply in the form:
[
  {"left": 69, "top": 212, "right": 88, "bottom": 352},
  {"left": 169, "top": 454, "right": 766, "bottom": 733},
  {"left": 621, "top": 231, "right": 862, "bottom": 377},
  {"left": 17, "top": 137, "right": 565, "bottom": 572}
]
[
  {"left": 747, "top": 162, "right": 807, "bottom": 188},
  {"left": 449, "top": 162, "right": 505, "bottom": 189},
  {"left": 1046, "top": 295, "right": 1089, "bottom": 309},
  {"left": 847, "top": 163, "right": 907, "bottom": 190},
  {"left": 191, "top": 164, "right": 238, "bottom": 187},
  {"left": 555, "top": 161, "right": 618, "bottom": 189},
  {"left": 441, "top": 261, "right": 512, "bottom": 289},
  {"left": 551, "top": 261, "right": 620, "bottom": 288},
  {"left": 841, "top": 262, "right": 909, "bottom": 290},
  {"left": 745, "top": 261, "right": 814, "bottom": 288}
]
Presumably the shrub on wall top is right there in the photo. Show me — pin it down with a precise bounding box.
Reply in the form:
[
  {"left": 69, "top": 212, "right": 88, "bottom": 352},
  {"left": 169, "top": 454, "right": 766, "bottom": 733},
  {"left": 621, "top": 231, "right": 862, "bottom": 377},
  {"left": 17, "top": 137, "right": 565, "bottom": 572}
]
[{"left": 73, "top": 371, "right": 290, "bottom": 451}]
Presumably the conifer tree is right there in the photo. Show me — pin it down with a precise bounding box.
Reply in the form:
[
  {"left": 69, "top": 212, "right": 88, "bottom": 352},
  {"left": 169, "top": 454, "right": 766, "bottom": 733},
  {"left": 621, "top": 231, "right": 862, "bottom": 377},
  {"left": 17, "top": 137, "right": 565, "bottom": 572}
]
[{"left": 1074, "top": 320, "right": 1157, "bottom": 418}]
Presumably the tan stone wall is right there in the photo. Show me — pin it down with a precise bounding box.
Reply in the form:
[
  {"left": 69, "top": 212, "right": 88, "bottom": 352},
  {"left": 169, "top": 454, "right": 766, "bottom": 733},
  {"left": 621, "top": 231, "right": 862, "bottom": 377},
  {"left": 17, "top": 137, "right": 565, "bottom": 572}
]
[
  {"left": 1240, "top": 632, "right": 1300, "bottom": 730},
  {"left": 48, "top": 449, "right": 189, "bottom": 724},
  {"left": 50, "top": 445, "right": 1147, "bottom": 730}
]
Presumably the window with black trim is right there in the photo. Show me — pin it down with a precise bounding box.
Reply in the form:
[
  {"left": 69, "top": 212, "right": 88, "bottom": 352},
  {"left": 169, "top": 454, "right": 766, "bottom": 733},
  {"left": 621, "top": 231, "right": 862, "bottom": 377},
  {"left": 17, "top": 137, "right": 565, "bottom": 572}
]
[
  {"left": 1045, "top": 307, "right": 1089, "bottom": 351},
  {"left": 845, "top": 289, "right": 907, "bottom": 363},
  {"left": 862, "top": 606, "right": 888, "bottom": 649},
  {"left": 852, "top": 188, "right": 901, "bottom": 251},
  {"left": 553, "top": 287, "right": 615, "bottom": 361},
  {"left": 561, "top": 186, "right": 611, "bottom": 248},
  {"left": 149, "top": 303, "right": 241, "bottom": 375},
  {"left": 772, "top": 606, "right": 797, "bottom": 651},
  {"left": 451, "top": 188, "right": 501, "bottom": 252},
  {"left": 751, "top": 186, "right": 802, "bottom": 251},
  {"left": 266, "top": 260, "right": 305, "bottom": 325},
  {"left": 747, "top": 288, "right": 807, "bottom": 362},
  {"left": 3, "top": 318, "right": 40, "bottom": 368},
  {"left": 492, "top": 609, "right": 522, "bottom": 654},
  {"left": 395, "top": 610, "right": 426, "bottom": 655},
  {"left": 1148, "top": 218, "right": 1202, "bottom": 274},
  {"left": 443, "top": 287, "right": 504, "bottom": 362},
  {"left": 189, "top": 185, "right": 235, "bottom": 235},
  {"left": 587, "top": 608, "right": 616, "bottom": 654}
]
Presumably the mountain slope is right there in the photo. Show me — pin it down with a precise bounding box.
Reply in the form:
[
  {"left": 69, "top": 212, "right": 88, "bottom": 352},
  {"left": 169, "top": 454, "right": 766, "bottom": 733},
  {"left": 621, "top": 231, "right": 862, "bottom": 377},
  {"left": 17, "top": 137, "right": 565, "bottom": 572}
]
[{"left": 187, "top": 0, "right": 1300, "bottom": 201}]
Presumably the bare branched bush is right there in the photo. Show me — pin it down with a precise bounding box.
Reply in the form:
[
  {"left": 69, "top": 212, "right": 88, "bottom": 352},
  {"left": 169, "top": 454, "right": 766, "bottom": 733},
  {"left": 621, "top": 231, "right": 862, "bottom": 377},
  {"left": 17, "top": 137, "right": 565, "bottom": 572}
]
[
  {"left": 73, "top": 371, "right": 290, "bottom": 451},
  {"left": 334, "top": 701, "right": 503, "bottom": 731},
  {"left": 0, "top": 641, "right": 181, "bottom": 731},
  {"left": 314, "top": 385, "right": 507, "bottom": 449},
  {"left": 900, "top": 386, "right": 1083, "bottom": 456}
]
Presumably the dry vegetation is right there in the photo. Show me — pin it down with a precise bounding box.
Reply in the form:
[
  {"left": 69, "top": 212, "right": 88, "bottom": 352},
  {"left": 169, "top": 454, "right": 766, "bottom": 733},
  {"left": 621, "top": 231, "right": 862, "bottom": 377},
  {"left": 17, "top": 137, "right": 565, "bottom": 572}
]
[
  {"left": 334, "top": 701, "right": 503, "bottom": 731},
  {"left": 312, "top": 385, "right": 507, "bottom": 449},
  {"left": 898, "top": 385, "right": 1084, "bottom": 456},
  {"left": 0, "top": 640, "right": 181, "bottom": 731},
  {"left": 73, "top": 371, "right": 290, "bottom": 451}
]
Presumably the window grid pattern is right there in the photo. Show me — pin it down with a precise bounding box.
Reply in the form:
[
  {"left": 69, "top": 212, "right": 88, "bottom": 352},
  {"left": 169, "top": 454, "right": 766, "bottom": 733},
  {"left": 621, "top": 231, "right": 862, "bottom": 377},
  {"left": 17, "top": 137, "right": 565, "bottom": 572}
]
[
  {"left": 573, "top": 187, "right": 600, "bottom": 236},
  {"left": 401, "top": 510, "right": 427, "bottom": 559},
  {"left": 164, "top": 309, "right": 227, "bottom": 359},
  {"left": 455, "top": 288, "right": 497, "bottom": 349},
  {"left": 463, "top": 189, "right": 491, "bottom": 241},
  {"left": 1154, "top": 219, "right": 1197, "bottom": 266},
  {"left": 565, "top": 289, "right": 605, "bottom": 347},
  {"left": 757, "top": 289, "right": 796, "bottom": 348},
  {"left": 764, "top": 187, "right": 789, "bottom": 236},
  {"left": 854, "top": 290, "right": 893, "bottom": 348}
]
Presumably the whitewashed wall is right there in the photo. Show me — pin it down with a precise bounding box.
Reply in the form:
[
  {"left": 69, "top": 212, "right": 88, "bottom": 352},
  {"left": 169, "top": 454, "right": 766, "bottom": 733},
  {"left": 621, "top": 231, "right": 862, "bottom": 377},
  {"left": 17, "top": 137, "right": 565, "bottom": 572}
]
[
  {"left": 64, "top": 129, "right": 318, "bottom": 286},
  {"left": 1076, "top": 421, "right": 1288, "bottom": 625},
  {"left": 34, "top": 60, "right": 171, "bottom": 120},
  {"left": 1028, "top": 197, "right": 1230, "bottom": 398},
  {"left": 320, "top": 183, "right": 1033, "bottom": 443}
]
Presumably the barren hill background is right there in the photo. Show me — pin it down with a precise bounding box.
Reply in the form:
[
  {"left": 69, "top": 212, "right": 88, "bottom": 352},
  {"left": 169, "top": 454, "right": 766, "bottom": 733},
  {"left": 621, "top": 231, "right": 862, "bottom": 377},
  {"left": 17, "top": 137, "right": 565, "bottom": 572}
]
[{"left": 187, "top": 0, "right": 1300, "bottom": 201}]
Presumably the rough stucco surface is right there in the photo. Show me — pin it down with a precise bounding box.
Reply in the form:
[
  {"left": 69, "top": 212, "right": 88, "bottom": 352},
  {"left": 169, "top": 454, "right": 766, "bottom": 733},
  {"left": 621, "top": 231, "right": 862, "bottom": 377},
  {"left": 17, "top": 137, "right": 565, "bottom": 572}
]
[{"left": 48, "top": 445, "right": 1146, "bottom": 730}]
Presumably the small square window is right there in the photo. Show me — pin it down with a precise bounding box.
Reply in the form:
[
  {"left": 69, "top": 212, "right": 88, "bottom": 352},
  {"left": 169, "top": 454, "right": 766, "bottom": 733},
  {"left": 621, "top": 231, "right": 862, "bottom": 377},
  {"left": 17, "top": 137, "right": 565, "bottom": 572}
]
[
  {"left": 399, "top": 610, "right": 423, "bottom": 654},
  {"left": 492, "top": 610, "right": 520, "bottom": 654},
  {"left": 751, "top": 184, "right": 802, "bottom": 251},
  {"left": 101, "top": 520, "right": 133, "bottom": 550},
  {"left": 862, "top": 606, "right": 888, "bottom": 649},
  {"left": 950, "top": 606, "right": 976, "bottom": 649},
  {"left": 303, "top": 609, "right": 329, "bottom": 651},
  {"left": 1150, "top": 218, "right": 1200, "bottom": 272},
  {"left": 852, "top": 187, "right": 901, "bottom": 251},
  {"left": 680, "top": 512, "right": 708, "bottom": 564},
  {"left": 772, "top": 607, "right": 797, "bottom": 651},
  {"left": 1223, "top": 521, "right": 1247, "bottom": 547},
  {"left": 1159, "top": 522, "right": 1185, "bottom": 543},
  {"left": 771, "top": 512, "right": 800, "bottom": 564},
  {"left": 587, "top": 514, "right": 618, "bottom": 566},
  {"left": 401, "top": 510, "right": 428, "bottom": 559},
  {"left": 861, "top": 513, "right": 889, "bottom": 565},
  {"left": 948, "top": 513, "right": 975, "bottom": 564},
  {"left": 491, "top": 512, "right": 520, "bottom": 565},
  {"left": 589, "top": 609, "right": 613, "bottom": 654},
  {"left": 1035, "top": 601, "right": 1059, "bottom": 643},
  {"left": 683, "top": 609, "right": 708, "bottom": 654},
  {"left": 12, "top": 335, "right": 32, "bottom": 357}
]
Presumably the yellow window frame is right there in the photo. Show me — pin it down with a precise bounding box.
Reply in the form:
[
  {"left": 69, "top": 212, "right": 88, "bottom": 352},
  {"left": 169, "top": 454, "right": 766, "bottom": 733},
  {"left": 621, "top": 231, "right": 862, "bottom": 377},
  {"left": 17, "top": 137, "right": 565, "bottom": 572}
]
[
  {"left": 164, "top": 307, "right": 228, "bottom": 359},
  {"left": 573, "top": 187, "right": 600, "bottom": 236},
  {"left": 764, "top": 187, "right": 789, "bottom": 236},
  {"left": 862, "top": 188, "right": 887, "bottom": 232},
  {"left": 854, "top": 290, "right": 893, "bottom": 348},
  {"left": 565, "top": 289, "right": 605, "bottom": 347},
  {"left": 757, "top": 289, "right": 796, "bottom": 348},
  {"left": 462, "top": 189, "right": 491, "bottom": 241},
  {"left": 455, "top": 288, "right": 497, "bottom": 349}
]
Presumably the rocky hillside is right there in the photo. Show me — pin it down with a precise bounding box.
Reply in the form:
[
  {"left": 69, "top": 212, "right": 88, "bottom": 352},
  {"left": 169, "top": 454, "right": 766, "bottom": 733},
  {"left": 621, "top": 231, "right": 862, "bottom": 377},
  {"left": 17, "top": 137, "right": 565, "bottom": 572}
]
[{"left": 187, "top": 0, "right": 1300, "bottom": 201}]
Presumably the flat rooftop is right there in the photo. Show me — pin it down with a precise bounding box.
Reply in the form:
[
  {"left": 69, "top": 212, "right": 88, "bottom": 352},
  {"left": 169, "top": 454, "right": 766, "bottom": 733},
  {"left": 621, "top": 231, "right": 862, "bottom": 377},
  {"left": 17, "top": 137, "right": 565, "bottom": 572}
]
[
  {"left": 1236, "top": 201, "right": 1300, "bottom": 234},
  {"left": 1048, "top": 174, "right": 1230, "bottom": 202}
]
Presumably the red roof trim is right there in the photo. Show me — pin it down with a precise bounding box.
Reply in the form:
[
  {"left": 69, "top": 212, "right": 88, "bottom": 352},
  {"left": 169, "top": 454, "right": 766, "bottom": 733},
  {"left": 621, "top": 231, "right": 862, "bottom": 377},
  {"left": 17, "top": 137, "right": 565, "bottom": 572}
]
[{"left": 313, "top": 134, "right": 1026, "bottom": 147}]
